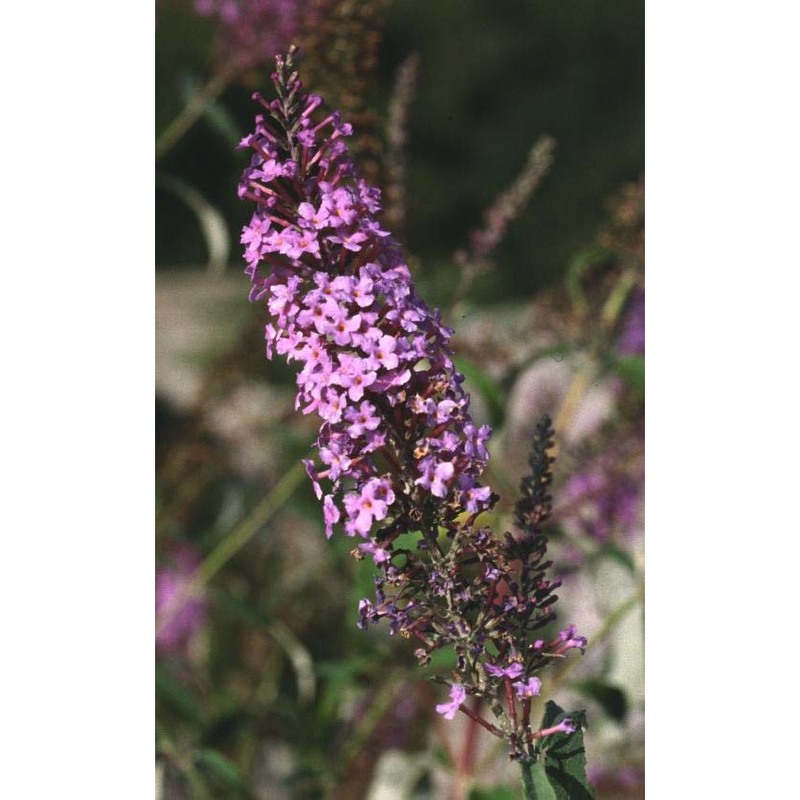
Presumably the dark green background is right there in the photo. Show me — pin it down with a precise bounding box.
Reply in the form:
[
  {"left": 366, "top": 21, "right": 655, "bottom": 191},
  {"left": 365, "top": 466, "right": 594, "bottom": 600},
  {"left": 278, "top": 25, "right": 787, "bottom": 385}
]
[{"left": 156, "top": 0, "right": 643, "bottom": 302}]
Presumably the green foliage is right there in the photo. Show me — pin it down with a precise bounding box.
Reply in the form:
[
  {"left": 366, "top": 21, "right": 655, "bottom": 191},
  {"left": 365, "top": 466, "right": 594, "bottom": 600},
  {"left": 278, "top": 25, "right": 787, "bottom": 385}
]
[
  {"left": 526, "top": 762, "right": 558, "bottom": 800},
  {"left": 156, "top": 664, "right": 206, "bottom": 727},
  {"left": 538, "top": 701, "right": 596, "bottom": 800},
  {"left": 567, "top": 247, "right": 616, "bottom": 316},
  {"left": 455, "top": 356, "right": 508, "bottom": 427},
  {"left": 573, "top": 679, "right": 629, "bottom": 723},
  {"left": 194, "top": 748, "right": 249, "bottom": 794},
  {"left": 315, "top": 657, "right": 374, "bottom": 721},
  {"left": 609, "top": 355, "right": 645, "bottom": 395},
  {"left": 180, "top": 74, "right": 242, "bottom": 149},
  {"left": 471, "top": 783, "right": 519, "bottom": 800},
  {"left": 595, "top": 542, "right": 637, "bottom": 575}
]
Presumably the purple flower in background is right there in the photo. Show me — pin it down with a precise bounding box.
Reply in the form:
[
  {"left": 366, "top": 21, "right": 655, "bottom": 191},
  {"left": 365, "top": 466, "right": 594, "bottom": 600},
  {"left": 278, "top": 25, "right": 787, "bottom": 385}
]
[
  {"left": 156, "top": 544, "right": 206, "bottom": 655},
  {"left": 561, "top": 444, "right": 643, "bottom": 544},
  {"left": 617, "top": 286, "right": 644, "bottom": 356},
  {"left": 194, "top": 0, "right": 330, "bottom": 69},
  {"left": 435, "top": 684, "right": 467, "bottom": 720},
  {"left": 588, "top": 764, "right": 644, "bottom": 794}
]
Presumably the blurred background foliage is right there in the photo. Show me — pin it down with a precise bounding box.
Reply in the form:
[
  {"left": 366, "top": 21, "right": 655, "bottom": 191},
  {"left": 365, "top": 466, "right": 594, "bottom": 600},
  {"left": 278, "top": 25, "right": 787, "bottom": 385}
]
[
  {"left": 156, "top": 0, "right": 643, "bottom": 298},
  {"left": 156, "top": 1, "right": 643, "bottom": 798}
]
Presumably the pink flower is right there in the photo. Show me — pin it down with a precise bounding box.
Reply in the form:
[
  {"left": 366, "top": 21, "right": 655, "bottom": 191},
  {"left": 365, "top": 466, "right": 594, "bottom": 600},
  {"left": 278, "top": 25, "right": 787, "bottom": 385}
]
[
  {"left": 485, "top": 662, "right": 524, "bottom": 680},
  {"left": 364, "top": 334, "right": 400, "bottom": 371},
  {"left": 415, "top": 457, "right": 455, "bottom": 498},
  {"left": 358, "top": 540, "right": 391, "bottom": 564},
  {"left": 512, "top": 676, "right": 542, "bottom": 698},
  {"left": 552, "top": 624, "right": 588, "bottom": 655},
  {"left": 344, "top": 401, "right": 381, "bottom": 439},
  {"left": 343, "top": 478, "right": 394, "bottom": 536},
  {"left": 435, "top": 684, "right": 467, "bottom": 720},
  {"left": 156, "top": 544, "right": 206, "bottom": 655},
  {"left": 554, "top": 718, "right": 576, "bottom": 735},
  {"left": 298, "top": 201, "right": 330, "bottom": 230},
  {"left": 322, "top": 494, "right": 340, "bottom": 539}
]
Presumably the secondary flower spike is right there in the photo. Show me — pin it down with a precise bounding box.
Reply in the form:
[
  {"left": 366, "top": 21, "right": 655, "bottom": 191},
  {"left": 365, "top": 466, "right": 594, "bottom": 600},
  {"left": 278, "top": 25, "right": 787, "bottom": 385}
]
[{"left": 238, "top": 47, "right": 494, "bottom": 561}]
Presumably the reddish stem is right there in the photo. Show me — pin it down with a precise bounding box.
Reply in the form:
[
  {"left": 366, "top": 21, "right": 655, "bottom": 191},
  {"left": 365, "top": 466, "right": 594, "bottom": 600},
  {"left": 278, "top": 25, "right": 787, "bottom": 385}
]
[
  {"left": 457, "top": 703, "right": 504, "bottom": 739},
  {"left": 522, "top": 697, "right": 532, "bottom": 729},
  {"left": 504, "top": 676, "right": 518, "bottom": 730},
  {"left": 451, "top": 697, "right": 484, "bottom": 800}
]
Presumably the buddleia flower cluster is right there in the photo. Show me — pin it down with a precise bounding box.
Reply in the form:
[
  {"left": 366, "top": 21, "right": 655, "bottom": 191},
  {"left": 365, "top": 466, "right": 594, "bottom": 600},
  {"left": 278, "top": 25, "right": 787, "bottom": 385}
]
[{"left": 238, "top": 47, "right": 587, "bottom": 761}]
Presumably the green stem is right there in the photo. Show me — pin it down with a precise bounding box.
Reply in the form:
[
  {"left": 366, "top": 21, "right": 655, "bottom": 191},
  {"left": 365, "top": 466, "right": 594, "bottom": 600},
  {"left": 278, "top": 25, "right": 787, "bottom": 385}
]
[
  {"left": 520, "top": 757, "right": 535, "bottom": 798},
  {"left": 600, "top": 266, "right": 639, "bottom": 334},
  {"left": 156, "top": 460, "right": 306, "bottom": 637},
  {"left": 155, "top": 66, "right": 237, "bottom": 161},
  {"left": 335, "top": 671, "right": 402, "bottom": 783},
  {"left": 197, "top": 460, "right": 305, "bottom": 585}
]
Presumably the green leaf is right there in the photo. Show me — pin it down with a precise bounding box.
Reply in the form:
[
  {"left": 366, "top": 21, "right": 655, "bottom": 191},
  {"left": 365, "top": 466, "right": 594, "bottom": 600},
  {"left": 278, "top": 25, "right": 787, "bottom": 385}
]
[
  {"left": 609, "top": 355, "right": 644, "bottom": 394},
  {"left": 520, "top": 761, "right": 557, "bottom": 800},
  {"left": 392, "top": 529, "right": 424, "bottom": 551},
  {"left": 349, "top": 556, "right": 380, "bottom": 613},
  {"left": 595, "top": 542, "right": 636, "bottom": 574},
  {"left": 566, "top": 247, "right": 615, "bottom": 316},
  {"left": 535, "top": 345, "right": 572, "bottom": 364},
  {"left": 155, "top": 665, "right": 206, "bottom": 726},
  {"left": 470, "top": 784, "right": 517, "bottom": 800},
  {"left": 217, "top": 586, "right": 269, "bottom": 628},
  {"left": 432, "top": 744, "right": 451, "bottom": 769},
  {"left": 454, "top": 357, "right": 507, "bottom": 427},
  {"left": 315, "top": 657, "right": 372, "bottom": 721},
  {"left": 155, "top": 173, "right": 230, "bottom": 271},
  {"left": 539, "top": 701, "right": 596, "bottom": 800},
  {"left": 194, "top": 748, "right": 246, "bottom": 791},
  {"left": 181, "top": 75, "right": 241, "bottom": 148},
  {"left": 426, "top": 645, "right": 458, "bottom": 673},
  {"left": 202, "top": 98, "right": 242, "bottom": 149},
  {"left": 572, "top": 679, "right": 628, "bottom": 722}
]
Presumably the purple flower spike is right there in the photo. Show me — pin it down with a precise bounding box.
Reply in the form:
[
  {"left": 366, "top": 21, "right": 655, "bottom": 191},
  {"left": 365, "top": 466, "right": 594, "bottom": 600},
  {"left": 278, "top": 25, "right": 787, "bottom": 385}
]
[
  {"left": 238, "top": 49, "right": 494, "bottom": 552},
  {"left": 560, "top": 439, "right": 643, "bottom": 546},
  {"left": 435, "top": 684, "right": 467, "bottom": 721},
  {"left": 236, "top": 52, "right": 590, "bottom": 763}
]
